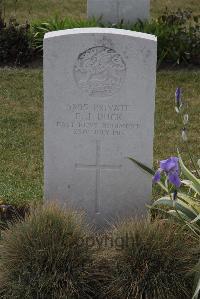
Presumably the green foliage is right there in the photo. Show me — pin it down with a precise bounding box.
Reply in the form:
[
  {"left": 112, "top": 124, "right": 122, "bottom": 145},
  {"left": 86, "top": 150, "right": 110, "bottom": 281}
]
[
  {"left": 0, "top": 8, "right": 200, "bottom": 66},
  {"left": 0, "top": 203, "right": 96, "bottom": 299},
  {"left": 0, "top": 13, "right": 34, "bottom": 66},
  {"left": 157, "top": 154, "right": 200, "bottom": 299},
  {"left": 122, "top": 9, "right": 200, "bottom": 66},
  {"left": 99, "top": 220, "right": 197, "bottom": 299},
  {"left": 129, "top": 150, "right": 200, "bottom": 299},
  {"left": 31, "top": 9, "right": 200, "bottom": 66},
  {"left": 32, "top": 16, "right": 98, "bottom": 50},
  {"left": 129, "top": 155, "right": 200, "bottom": 234}
]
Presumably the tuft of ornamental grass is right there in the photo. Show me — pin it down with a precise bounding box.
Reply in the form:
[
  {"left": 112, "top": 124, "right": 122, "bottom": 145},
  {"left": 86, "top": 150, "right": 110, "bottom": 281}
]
[
  {"left": 0, "top": 203, "right": 96, "bottom": 299},
  {"left": 99, "top": 219, "right": 198, "bottom": 299}
]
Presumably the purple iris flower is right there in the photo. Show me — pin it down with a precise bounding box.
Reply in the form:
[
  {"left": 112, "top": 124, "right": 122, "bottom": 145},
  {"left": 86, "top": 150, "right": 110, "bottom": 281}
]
[{"left": 153, "top": 157, "right": 181, "bottom": 188}]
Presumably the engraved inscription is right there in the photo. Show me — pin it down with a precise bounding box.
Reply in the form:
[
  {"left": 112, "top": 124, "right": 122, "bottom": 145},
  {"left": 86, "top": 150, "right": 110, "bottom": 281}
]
[
  {"left": 75, "top": 140, "right": 122, "bottom": 214},
  {"left": 56, "top": 103, "right": 140, "bottom": 137},
  {"left": 74, "top": 46, "right": 126, "bottom": 97}
]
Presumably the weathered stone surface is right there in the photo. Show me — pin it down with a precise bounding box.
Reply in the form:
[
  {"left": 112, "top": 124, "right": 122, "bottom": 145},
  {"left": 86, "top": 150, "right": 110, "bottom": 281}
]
[
  {"left": 44, "top": 28, "right": 157, "bottom": 226},
  {"left": 87, "top": 0, "right": 150, "bottom": 24}
]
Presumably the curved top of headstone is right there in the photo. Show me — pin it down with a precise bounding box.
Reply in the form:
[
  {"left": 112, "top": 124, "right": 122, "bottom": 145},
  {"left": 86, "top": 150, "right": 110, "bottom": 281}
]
[{"left": 44, "top": 27, "right": 157, "bottom": 42}]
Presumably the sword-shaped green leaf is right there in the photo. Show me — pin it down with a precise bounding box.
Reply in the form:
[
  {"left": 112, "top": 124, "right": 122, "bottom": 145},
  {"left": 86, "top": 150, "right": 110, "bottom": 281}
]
[
  {"left": 128, "top": 157, "right": 155, "bottom": 175},
  {"left": 128, "top": 157, "right": 168, "bottom": 192},
  {"left": 151, "top": 197, "right": 198, "bottom": 220},
  {"left": 178, "top": 153, "right": 200, "bottom": 194}
]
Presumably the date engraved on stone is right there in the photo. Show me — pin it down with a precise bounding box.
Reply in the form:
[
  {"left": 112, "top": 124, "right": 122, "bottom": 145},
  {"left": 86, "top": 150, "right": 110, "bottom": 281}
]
[{"left": 74, "top": 46, "right": 126, "bottom": 97}]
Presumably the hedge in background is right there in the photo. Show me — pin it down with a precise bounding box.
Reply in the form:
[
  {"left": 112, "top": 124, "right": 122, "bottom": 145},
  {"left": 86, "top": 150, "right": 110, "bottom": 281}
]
[
  {"left": 0, "top": 15, "right": 34, "bottom": 66},
  {"left": 0, "top": 9, "right": 199, "bottom": 67},
  {"left": 32, "top": 9, "right": 200, "bottom": 66},
  {"left": 128, "top": 9, "right": 200, "bottom": 66}
]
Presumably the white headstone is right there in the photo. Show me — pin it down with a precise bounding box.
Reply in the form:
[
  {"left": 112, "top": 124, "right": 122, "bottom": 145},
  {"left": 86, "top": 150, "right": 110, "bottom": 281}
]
[
  {"left": 87, "top": 0, "right": 150, "bottom": 24},
  {"left": 44, "top": 28, "right": 157, "bottom": 227}
]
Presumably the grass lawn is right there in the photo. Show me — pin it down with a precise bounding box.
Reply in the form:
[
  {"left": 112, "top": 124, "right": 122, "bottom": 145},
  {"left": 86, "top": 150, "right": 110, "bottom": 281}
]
[
  {"left": 0, "top": 0, "right": 199, "bottom": 206},
  {"left": 0, "top": 68, "right": 199, "bottom": 206},
  {"left": 0, "top": 69, "right": 43, "bottom": 206},
  {"left": 2, "top": 0, "right": 200, "bottom": 22}
]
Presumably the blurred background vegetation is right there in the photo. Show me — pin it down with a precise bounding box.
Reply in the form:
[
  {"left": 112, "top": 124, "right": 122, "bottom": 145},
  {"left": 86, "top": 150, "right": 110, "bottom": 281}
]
[{"left": 1, "top": 0, "right": 200, "bottom": 22}]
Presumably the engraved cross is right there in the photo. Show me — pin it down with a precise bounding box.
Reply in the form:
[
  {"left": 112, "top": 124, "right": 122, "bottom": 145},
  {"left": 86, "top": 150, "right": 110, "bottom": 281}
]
[{"left": 75, "top": 140, "right": 122, "bottom": 214}]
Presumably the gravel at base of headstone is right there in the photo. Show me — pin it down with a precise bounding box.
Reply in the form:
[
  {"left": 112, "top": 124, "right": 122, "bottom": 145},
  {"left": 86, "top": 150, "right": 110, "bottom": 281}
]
[
  {"left": 44, "top": 28, "right": 157, "bottom": 227},
  {"left": 87, "top": 0, "right": 150, "bottom": 24}
]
